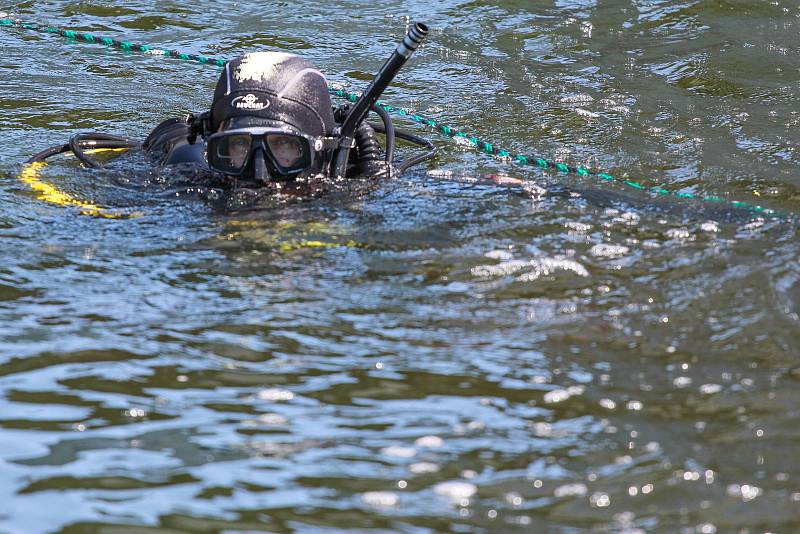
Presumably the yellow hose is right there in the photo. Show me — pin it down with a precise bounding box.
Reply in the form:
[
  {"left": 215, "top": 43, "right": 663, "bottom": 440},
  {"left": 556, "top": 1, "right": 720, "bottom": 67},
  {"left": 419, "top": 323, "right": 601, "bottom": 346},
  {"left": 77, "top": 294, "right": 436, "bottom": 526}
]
[{"left": 18, "top": 149, "right": 135, "bottom": 219}]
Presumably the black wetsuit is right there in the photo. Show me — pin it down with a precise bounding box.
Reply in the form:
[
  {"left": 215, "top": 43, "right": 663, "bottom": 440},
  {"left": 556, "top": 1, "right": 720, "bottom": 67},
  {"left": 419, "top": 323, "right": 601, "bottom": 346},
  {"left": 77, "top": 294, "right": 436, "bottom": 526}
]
[{"left": 142, "top": 117, "right": 207, "bottom": 167}]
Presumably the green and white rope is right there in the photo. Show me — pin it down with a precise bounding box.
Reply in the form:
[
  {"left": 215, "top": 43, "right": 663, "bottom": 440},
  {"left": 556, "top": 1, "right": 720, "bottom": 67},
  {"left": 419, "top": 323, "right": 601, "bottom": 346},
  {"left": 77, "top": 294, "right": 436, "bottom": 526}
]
[{"left": 0, "top": 18, "right": 225, "bottom": 66}]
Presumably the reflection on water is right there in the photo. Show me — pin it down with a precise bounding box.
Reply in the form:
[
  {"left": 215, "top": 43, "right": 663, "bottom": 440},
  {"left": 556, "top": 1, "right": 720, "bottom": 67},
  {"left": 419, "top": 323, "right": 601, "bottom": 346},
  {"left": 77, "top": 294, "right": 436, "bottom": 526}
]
[{"left": 2, "top": 0, "right": 800, "bottom": 531}]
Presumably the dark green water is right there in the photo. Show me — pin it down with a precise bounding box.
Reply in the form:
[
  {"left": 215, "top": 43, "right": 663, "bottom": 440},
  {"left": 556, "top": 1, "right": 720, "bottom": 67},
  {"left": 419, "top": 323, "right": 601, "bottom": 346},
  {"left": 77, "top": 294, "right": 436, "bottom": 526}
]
[{"left": 1, "top": 1, "right": 800, "bottom": 532}]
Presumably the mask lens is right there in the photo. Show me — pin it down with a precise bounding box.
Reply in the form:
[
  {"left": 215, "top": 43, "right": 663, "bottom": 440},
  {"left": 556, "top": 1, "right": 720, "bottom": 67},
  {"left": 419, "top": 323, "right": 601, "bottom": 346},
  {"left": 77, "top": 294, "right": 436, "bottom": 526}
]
[
  {"left": 209, "top": 134, "right": 252, "bottom": 173},
  {"left": 266, "top": 134, "right": 310, "bottom": 173}
]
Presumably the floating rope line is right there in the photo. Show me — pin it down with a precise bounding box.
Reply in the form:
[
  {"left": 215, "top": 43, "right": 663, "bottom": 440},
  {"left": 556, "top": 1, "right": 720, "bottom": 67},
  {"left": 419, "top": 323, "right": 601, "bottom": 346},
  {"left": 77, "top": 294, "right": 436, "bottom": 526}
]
[
  {"left": 0, "top": 17, "right": 226, "bottom": 67},
  {"left": 331, "top": 89, "right": 780, "bottom": 216},
  {"left": 0, "top": 16, "right": 781, "bottom": 217}
]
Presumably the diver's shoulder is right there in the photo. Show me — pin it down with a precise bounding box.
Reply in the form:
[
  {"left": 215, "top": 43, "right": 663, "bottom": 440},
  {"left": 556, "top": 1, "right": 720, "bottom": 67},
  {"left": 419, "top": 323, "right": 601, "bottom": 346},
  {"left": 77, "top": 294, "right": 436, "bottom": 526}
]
[
  {"left": 143, "top": 116, "right": 207, "bottom": 167},
  {"left": 143, "top": 117, "right": 190, "bottom": 151}
]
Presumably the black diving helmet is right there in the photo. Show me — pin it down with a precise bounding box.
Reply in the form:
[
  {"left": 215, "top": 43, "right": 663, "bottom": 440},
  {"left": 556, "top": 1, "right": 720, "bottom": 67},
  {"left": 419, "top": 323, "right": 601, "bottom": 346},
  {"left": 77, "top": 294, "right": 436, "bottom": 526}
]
[{"left": 205, "top": 52, "right": 338, "bottom": 182}]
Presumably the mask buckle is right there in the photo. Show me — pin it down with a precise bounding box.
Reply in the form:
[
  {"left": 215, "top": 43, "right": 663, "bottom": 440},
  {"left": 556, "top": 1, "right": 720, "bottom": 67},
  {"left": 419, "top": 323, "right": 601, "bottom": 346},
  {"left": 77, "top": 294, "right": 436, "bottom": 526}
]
[{"left": 187, "top": 111, "right": 212, "bottom": 144}]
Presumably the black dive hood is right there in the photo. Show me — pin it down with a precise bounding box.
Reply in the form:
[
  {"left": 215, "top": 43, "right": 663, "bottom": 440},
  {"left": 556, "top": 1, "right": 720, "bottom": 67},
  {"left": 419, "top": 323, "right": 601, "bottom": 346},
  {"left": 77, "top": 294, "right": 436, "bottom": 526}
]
[
  {"left": 332, "top": 22, "right": 429, "bottom": 178},
  {"left": 210, "top": 53, "right": 335, "bottom": 137}
]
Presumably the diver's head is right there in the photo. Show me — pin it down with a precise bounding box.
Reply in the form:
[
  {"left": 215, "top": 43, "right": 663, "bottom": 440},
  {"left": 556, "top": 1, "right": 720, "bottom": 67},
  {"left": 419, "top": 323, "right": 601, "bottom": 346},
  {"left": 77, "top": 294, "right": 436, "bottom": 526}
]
[{"left": 206, "top": 52, "right": 337, "bottom": 184}]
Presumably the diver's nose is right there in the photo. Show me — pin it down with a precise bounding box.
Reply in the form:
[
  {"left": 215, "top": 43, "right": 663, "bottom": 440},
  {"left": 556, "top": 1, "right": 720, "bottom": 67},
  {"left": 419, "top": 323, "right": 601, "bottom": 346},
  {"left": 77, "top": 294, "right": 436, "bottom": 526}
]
[{"left": 252, "top": 149, "right": 270, "bottom": 184}]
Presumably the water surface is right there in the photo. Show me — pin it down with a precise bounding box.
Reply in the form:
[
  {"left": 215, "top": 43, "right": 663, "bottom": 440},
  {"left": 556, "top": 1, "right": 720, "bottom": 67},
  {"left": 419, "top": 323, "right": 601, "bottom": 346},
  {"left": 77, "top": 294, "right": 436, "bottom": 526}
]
[{"left": 1, "top": 1, "right": 799, "bottom": 532}]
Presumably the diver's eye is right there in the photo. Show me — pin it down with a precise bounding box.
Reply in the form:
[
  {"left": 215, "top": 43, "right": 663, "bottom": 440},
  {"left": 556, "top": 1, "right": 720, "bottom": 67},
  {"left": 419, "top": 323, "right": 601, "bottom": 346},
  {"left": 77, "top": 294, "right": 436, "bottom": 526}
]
[
  {"left": 208, "top": 134, "right": 253, "bottom": 173},
  {"left": 266, "top": 135, "right": 306, "bottom": 168},
  {"left": 267, "top": 135, "right": 302, "bottom": 152},
  {"left": 227, "top": 135, "right": 251, "bottom": 152}
]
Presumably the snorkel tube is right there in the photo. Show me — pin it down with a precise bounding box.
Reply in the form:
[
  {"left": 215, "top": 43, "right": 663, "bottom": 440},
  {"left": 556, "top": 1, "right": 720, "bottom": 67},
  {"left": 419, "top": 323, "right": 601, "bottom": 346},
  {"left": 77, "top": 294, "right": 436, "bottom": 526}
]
[{"left": 332, "top": 22, "right": 429, "bottom": 179}]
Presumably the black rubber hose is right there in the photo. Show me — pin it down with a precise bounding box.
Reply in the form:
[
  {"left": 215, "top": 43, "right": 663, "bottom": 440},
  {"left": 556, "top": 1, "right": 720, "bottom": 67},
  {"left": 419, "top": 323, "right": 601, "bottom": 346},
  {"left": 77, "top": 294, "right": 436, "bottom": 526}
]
[
  {"left": 353, "top": 120, "right": 390, "bottom": 177},
  {"left": 69, "top": 133, "right": 141, "bottom": 167},
  {"left": 25, "top": 143, "right": 71, "bottom": 164},
  {"left": 396, "top": 148, "right": 437, "bottom": 174},
  {"left": 371, "top": 104, "right": 395, "bottom": 164},
  {"left": 368, "top": 123, "right": 437, "bottom": 173},
  {"left": 70, "top": 136, "right": 100, "bottom": 168},
  {"left": 28, "top": 134, "right": 140, "bottom": 165}
]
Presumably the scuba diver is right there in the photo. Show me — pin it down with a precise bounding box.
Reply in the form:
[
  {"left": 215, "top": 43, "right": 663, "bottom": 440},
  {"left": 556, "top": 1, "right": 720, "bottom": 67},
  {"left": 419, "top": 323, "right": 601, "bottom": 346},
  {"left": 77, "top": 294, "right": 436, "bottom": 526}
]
[
  {"left": 26, "top": 23, "right": 436, "bottom": 196},
  {"left": 142, "top": 52, "right": 399, "bottom": 187}
]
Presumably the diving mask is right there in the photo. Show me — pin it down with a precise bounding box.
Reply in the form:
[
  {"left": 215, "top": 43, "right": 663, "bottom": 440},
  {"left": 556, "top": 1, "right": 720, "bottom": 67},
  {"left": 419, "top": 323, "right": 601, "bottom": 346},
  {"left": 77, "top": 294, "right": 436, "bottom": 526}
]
[{"left": 206, "top": 119, "right": 337, "bottom": 180}]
